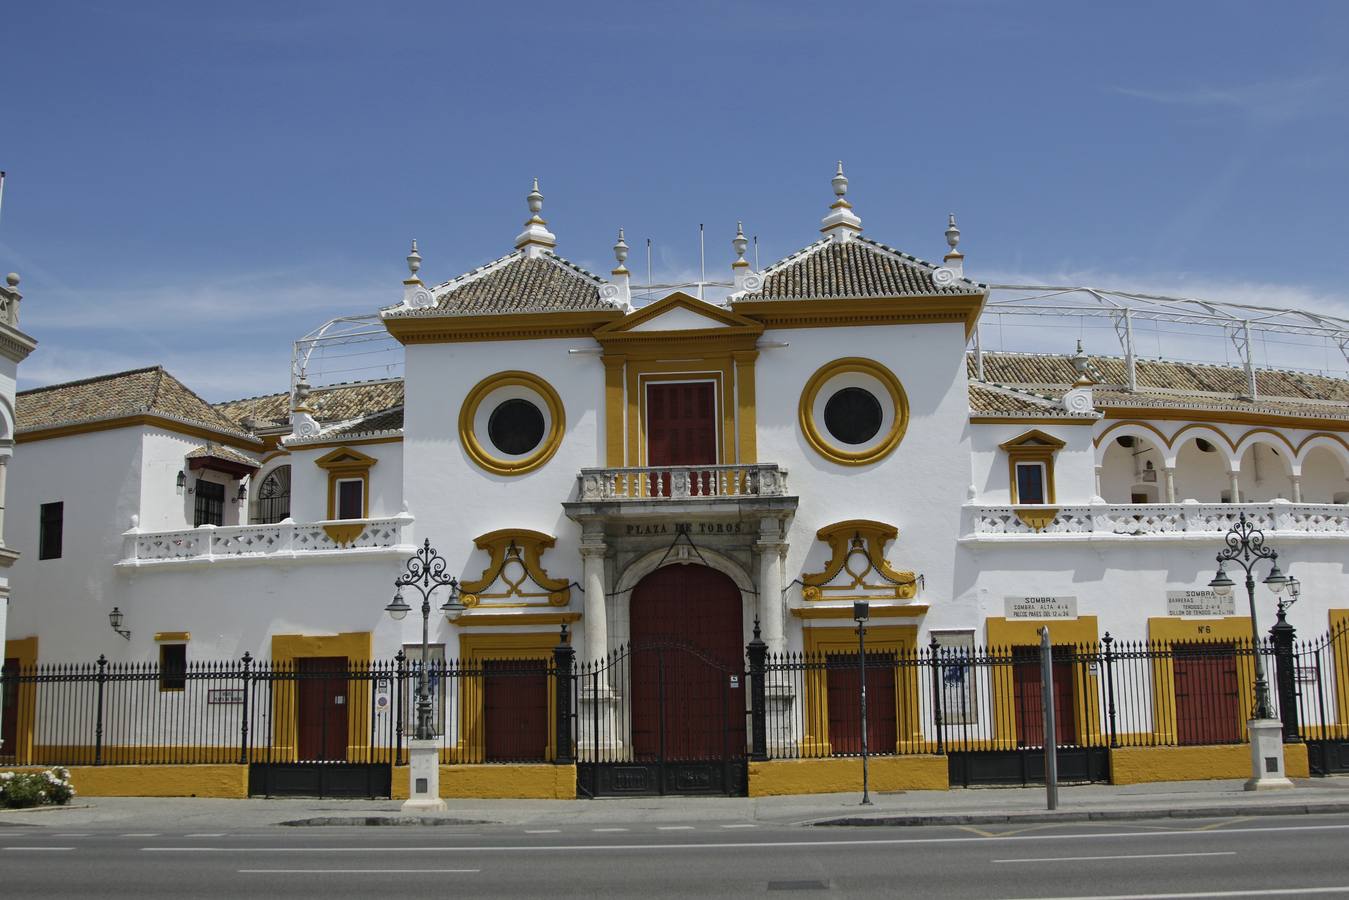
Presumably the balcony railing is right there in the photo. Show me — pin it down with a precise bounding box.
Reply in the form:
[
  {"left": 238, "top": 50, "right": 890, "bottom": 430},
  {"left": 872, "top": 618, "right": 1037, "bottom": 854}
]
[
  {"left": 964, "top": 501, "right": 1349, "bottom": 541},
  {"left": 574, "top": 464, "right": 790, "bottom": 502},
  {"left": 118, "top": 513, "right": 414, "bottom": 566}
]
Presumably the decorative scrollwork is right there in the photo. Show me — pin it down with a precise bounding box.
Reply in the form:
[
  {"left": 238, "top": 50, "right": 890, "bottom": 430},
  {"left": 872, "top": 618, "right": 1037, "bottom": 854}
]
[
  {"left": 741, "top": 273, "right": 764, "bottom": 292},
  {"left": 932, "top": 267, "right": 958, "bottom": 287}
]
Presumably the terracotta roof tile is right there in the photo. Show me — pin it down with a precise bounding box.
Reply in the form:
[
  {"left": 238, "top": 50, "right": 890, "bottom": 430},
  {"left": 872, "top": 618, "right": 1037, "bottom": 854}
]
[
  {"left": 385, "top": 251, "right": 618, "bottom": 318},
  {"left": 740, "top": 236, "right": 983, "bottom": 301},
  {"left": 215, "top": 379, "right": 404, "bottom": 431}
]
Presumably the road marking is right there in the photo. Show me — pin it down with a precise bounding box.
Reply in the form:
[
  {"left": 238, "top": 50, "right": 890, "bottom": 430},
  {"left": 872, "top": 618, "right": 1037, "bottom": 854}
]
[
  {"left": 592, "top": 827, "right": 628, "bottom": 832},
  {"left": 52, "top": 833, "right": 88, "bottom": 837},
  {"left": 139, "top": 821, "right": 1349, "bottom": 854},
  {"left": 658, "top": 826, "right": 695, "bottom": 831},
  {"left": 4, "top": 847, "right": 73, "bottom": 851},
  {"left": 524, "top": 829, "right": 560, "bottom": 834},
  {"left": 998, "top": 887, "right": 1349, "bottom": 900},
  {"left": 122, "top": 833, "right": 159, "bottom": 838},
  {"left": 187, "top": 833, "right": 224, "bottom": 837},
  {"left": 721, "top": 824, "right": 757, "bottom": 829},
  {"left": 993, "top": 851, "right": 1237, "bottom": 864},
  {"left": 239, "top": 869, "right": 479, "bottom": 875}
]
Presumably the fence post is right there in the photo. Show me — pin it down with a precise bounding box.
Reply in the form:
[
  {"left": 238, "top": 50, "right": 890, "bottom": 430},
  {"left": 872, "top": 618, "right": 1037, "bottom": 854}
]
[
  {"left": 1102, "top": 632, "right": 1119, "bottom": 748},
  {"left": 928, "top": 635, "right": 945, "bottom": 756},
  {"left": 394, "top": 649, "right": 406, "bottom": 766},
  {"left": 1269, "top": 606, "right": 1300, "bottom": 743},
  {"left": 239, "top": 652, "right": 253, "bottom": 764},
  {"left": 747, "top": 618, "right": 768, "bottom": 761},
  {"left": 94, "top": 654, "right": 108, "bottom": 766},
  {"left": 554, "top": 624, "right": 575, "bottom": 765}
]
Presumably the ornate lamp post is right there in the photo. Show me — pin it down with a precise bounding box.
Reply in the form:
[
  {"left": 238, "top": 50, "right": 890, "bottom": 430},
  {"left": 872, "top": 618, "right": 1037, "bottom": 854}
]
[
  {"left": 1206, "top": 512, "right": 1294, "bottom": 790},
  {"left": 854, "top": 601, "right": 871, "bottom": 806},
  {"left": 386, "top": 538, "right": 463, "bottom": 810}
]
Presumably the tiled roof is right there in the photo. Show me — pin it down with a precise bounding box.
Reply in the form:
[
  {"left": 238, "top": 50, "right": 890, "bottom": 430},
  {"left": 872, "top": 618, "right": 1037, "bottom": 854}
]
[
  {"left": 17, "top": 366, "right": 257, "bottom": 441},
  {"left": 185, "top": 442, "right": 261, "bottom": 467},
  {"left": 214, "top": 379, "right": 405, "bottom": 431},
  {"left": 385, "top": 251, "right": 618, "bottom": 318},
  {"left": 968, "top": 383, "right": 1080, "bottom": 417},
  {"left": 968, "top": 351, "right": 1349, "bottom": 421},
  {"left": 300, "top": 406, "right": 405, "bottom": 443},
  {"left": 739, "top": 236, "right": 984, "bottom": 302}
]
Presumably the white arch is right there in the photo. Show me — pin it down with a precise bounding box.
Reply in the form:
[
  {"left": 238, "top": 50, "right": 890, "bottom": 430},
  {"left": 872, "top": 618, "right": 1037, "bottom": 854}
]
[
  {"left": 1232, "top": 431, "right": 1298, "bottom": 475},
  {"left": 1094, "top": 423, "right": 1171, "bottom": 468},
  {"left": 1169, "top": 424, "right": 1240, "bottom": 472},
  {"left": 1294, "top": 435, "right": 1349, "bottom": 478},
  {"left": 612, "top": 545, "right": 758, "bottom": 650}
]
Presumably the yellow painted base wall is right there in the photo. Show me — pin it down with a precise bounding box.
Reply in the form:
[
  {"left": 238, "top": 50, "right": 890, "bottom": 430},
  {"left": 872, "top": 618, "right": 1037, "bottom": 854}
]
[
  {"left": 1, "top": 765, "right": 249, "bottom": 798},
  {"left": 748, "top": 756, "right": 948, "bottom": 797},
  {"left": 391, "top": 764, "right": 576, "bottom": 800},
  {"left": 1110, "top": 743, "right": 1310, "bottom": 784}
]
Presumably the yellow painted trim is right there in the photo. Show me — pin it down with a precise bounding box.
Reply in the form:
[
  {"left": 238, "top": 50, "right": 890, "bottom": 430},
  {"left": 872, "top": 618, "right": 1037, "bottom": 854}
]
[
  {"left": 1094, "top": 420, "right": 1182, "bottom": 450},
  {"left": 1014, "top": 507, "right": 1059, "bottom": 531},
  {"left": 154, "top": 632, "right": 191, "bottom": 642},
  {"left": 1330, "top": 610, "right": 1349, "bottom": 729},
  {"left": 459, "top": 529, "right": 571, "bottom": 608},
  {"left": 2, "top": 636, "right": 38, "bottom": 764},
  {"left": 798, "top": 358, "right": 909, "bottom": 467},
  {"left": 971, "top": 415, "right": 1098, "bottom": 425},
  {"left": 453, "top": 612, "right": 581, "bottom": 628},
  {"left": 16, "top": 414, "right": 264, "bottom": 450},
  {"left": 456, "top": 631, "right": 561, "bottom": 762},
  {"left": 0, "top": 765, "right": 249, "bottom": 798},
  {"left": 791, "top": 604, "right": 929, "bottom": 620},
  {"left": 594, "top": 290, "right": 764, "bottom": 338},
  {"left": 801, "top": 519, "right": 918, "bottom": 600},
  {"left": 1104, "top": 406, "right": 1349, "bottom": 432},
  {"left": 1110, "top": 744, "right": 1309, "bottom": 785},
  {"left": 268, "top": 632, "right": 373, "bottom": 764},
  {"left": 800, "top": 623, "right": 920, "bottom": 756},
  {"left": 322, "top": 523, "right": 365, "bottom": 544},
  {"left": 603, "top": 355, "right": 627, "bottom": 467},
  {"left": 748, "top": 756, "right": 947, "bottom": 797},
  {"left": 1147, "top": 616, "right": 1258, "bottom": 743},
  {"left": 1295, "top": 432, "right": 1349, "bottom": 456},
  {"left": 1001, "top": 429, "right": 1065, "bottom": 504},
  {"left": 458, "top": 370, "right": 565, "bottom": 476},
  {"left": 733, "top": 349, "right": 759, "bottom": 464},
  {"left": 391, "top": 763, "right": 576, "bottom": 799},
  {"left": 732, "top": 294, "right": 985, "bottom": 339},
  {"left": 292, "top": 435, "right": 404, "bottom": 450},
  {"left": 314, "top": 445, "right": 377, "bottom": 520},
  {"left": 984, "top": 616, "right": 1102, "bottom": 747},
  {"left": 383, "top": 309, "right": 623, "bottom": 345}
]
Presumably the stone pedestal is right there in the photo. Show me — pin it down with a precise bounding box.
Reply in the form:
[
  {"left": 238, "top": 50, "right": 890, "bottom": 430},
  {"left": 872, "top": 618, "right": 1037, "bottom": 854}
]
[
  {"left": 766, "top": 683, "right": 799, "bottom": 757},
  {"left": 403, "top": 739, "right": 447, "bottom": 812},
  {"left": 1245, "top": 718, "right": 1294, "bottom": 791},
  {"left": 577, "top": 682, "right": 624, "bottom": 758}
]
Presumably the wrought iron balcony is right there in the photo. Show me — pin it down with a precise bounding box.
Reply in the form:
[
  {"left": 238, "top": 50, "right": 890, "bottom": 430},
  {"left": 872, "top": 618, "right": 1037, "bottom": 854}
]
[
  {"left": 574, "top": 464, "right": 790, "bottom": 502},
  {"left": 118, "top": 513, "right": 415, "bottom": 566},
  {"left": 963, "top": 501, "right": 1349, "bottom": 542}
]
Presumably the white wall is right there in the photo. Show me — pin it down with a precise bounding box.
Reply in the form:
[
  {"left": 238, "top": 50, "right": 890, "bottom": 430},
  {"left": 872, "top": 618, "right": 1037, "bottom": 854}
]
[
  {"left": 969, "top": 422, "right": 1097, "bottom": 505},
  {"left": 286, "top": 440, "right": 405, "bottom": 522}
]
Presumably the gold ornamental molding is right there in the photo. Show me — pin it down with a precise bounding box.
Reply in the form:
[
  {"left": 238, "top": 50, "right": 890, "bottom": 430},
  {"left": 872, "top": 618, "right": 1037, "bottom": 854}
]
[
  {"left": 731, "top": 294, "right": 985, "bottom": 339},
  {"left": 314, "top": 445, "right": 377, "bottom": 534},
  {"left": 458, "top": 371, "right": 565, "bottom": 476},
  {"left": 798, "top": 357, "right": 908, "bottom": 467},
  {"left": 791, "top": 604, "right": 930, "bottom": 620},
  {"left": 383, "top": 309, "right": 623, "bottom": 345},
  {"left": 802, "top": 519, "right": 919, "bottom": 601},
  {"left": 459, "top": 529, "right": 572, "bottom": 609}
]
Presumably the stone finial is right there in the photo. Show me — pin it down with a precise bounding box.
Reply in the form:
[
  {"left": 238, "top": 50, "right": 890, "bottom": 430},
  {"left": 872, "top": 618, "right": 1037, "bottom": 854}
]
[
  {"left": 612, "top": 227, "right": 630, "bottom": 274},
  {"left": 401, "top": 238, "right": 434, "bottom": 307},
  {"left": 5, "top": 273, "right": 18, "bottom": 287},
  {"left": 731, "top": 221, "right": 762, "bottom": 294},
  {"left": 943, "top": 213, "right": 964, "bottom": 276},
  {"left": 732, "top": 221, "right": 749, "bottom": 269},
  {"left": 820, "top": 161, "right": 862, "bottom": 242},
  {"left": 1071, "top": 338, "right": 1095, "bottom": 387},
  {"left": 406, "top": 239, "right": 422, "bottom": 281},
  {"left": 514, "top": 178, "right": 558, "bottom": 258}
]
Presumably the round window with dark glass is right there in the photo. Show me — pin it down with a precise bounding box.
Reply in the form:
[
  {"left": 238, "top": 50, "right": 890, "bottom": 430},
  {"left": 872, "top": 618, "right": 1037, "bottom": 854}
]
[
  {"left": 487, "top": 398, "right": 546, "bottom": 456},
  {"left": 823, "top": 387, "right": 883, "bottom": 445}
]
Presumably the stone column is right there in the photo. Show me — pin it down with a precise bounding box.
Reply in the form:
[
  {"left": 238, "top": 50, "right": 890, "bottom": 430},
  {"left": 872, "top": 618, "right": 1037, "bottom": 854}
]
[
  {"left": 578, "top": 530, "right": 619, "bottom": 755},
  {"left": 1291, "top": 475, "right": 1302, "bottom": 504},
  {"left": 580, "top": 541, "right": 608, "bottom": 662},
  {"left": 755, "top": 518, "right": 787, "bottom": 655},
  {"left": 1094, "top": 466, "right": 1103, "bottom": 499},
  {"left": 1229, "top": 472, "right": 1241, "bottom": 504},
  {"left": 0, "top": 455, "right": 8, "bottom": 547},
  {"left": 1163, "top": 466, "right": 1176, "bottom": 503}
]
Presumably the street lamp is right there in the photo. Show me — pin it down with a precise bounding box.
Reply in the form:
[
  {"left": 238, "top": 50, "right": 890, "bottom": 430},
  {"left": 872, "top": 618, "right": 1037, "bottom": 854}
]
[
  {"left": 1207, "top": 512, "right": 1287, "bottom": 719},
  {"left": 854, "top": 600, "right": 871, "bottom": 806},
  {"left": 387, "top": 538, "right": 462, "bottom": 741}
]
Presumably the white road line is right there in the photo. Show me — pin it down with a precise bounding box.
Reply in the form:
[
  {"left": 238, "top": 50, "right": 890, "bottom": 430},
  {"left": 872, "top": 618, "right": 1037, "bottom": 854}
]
[
  {"left": 239, "top": 869, "right": 480, "bottom": 875},
  {"left": 52, "top": 833, "right": 88, "bottom": 837},
  {"left": 994, "top": 851, "right": 1237, "bottom": 864},
  {"left": 187, "top": 833, "right": 224, "bottom": 837},
  {"left": 524, "top": 829, "right": 560, "bottom": 834},
  {"left": 4, "top": 847, "right": 73, "bottom": 851},
  {"left": 721, "top": 824, "right": 757, "bottom": 829},
  {"left": 139, "top": 821, "right": 1349, "bottom": 854},
  {"left": 121, "top": 833, "right": 159, "bottom": 838},
  {"left": 592, "top": 827, "right": 628, "bottom": 832},
  {"left": 999, "top": 888, "right": 1349, "bottom": 900},
  {"left": 658, "top": 826, "right": 695, "bottom": 831}
]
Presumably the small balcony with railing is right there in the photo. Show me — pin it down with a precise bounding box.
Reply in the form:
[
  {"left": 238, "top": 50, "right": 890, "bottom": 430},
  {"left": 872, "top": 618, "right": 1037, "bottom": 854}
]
[
  {"left": 962, "top": 501, "right": 1349, "bottom": 543},
  {"left": 117, "top": 512, "right": 415, "bottom": 567}
]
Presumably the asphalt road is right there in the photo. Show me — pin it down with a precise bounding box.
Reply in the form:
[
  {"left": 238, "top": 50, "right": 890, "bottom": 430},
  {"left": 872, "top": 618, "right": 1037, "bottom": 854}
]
[{"left": 3, "top": 814, "right": 1349, "bottom": 899}]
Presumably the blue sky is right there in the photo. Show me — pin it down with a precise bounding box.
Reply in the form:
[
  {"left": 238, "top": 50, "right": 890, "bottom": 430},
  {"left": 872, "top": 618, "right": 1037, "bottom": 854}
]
[{"left": 3, "top": 1, "right": 1347, "bottom": 399}]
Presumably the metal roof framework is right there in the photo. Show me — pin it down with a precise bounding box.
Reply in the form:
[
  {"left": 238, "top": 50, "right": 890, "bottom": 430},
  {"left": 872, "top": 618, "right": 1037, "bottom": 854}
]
[{"left": 975, "top": 285, "right": 1349, "bottom": 400}]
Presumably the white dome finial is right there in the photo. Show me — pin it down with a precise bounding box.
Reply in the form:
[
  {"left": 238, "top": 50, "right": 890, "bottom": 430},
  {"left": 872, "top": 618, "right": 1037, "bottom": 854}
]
[
  {"left": 732, "top": 221, "right": 749, "bottom": 268},
  {"left": 832, "top": 161, "right": 848, "bottom": 199},
  {"left": 613, "top": 227, "right": 629, "bottom": 270},
  {"left": 820, "top": 161, "right": 861, "bottom": 241},
  {"left": 406, "top": 238, "right": 422, "bottom": 278},
  {"left": 527, "top": 178, "right": 544, "bottom": 216},
  {"left": 515, "top": 178, "right": 558, "bottom": 257},
  {"left": 945, "top": 214, "right": 960, "bottom": 252}
]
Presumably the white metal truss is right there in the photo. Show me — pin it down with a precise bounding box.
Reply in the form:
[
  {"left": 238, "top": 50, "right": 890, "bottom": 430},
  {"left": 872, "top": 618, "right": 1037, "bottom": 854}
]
[
  {"left": 291, "top": 313, "right": 398, "bottom": 395},
  {"left": 978, "top": 285, "right": 1349, "bottom": 400}
]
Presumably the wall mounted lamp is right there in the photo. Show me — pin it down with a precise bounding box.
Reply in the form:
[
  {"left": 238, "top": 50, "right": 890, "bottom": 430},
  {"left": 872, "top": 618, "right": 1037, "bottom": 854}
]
[
  {"left": 108, "top": 606, "right": 131, "bottom": 640},
  {"left": 175, "top": 470, "right": 186, "bottom": 495}
]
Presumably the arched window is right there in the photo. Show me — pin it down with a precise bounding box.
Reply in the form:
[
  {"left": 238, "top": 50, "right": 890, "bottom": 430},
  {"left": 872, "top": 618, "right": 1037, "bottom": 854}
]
[{"left": 251, "top": 465, "right": 291, "bottom": 525}]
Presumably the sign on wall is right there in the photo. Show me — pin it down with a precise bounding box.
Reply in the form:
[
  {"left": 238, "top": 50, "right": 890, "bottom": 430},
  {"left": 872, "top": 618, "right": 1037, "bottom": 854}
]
[
  {"left": 930, "top": 630, "right": 977, "bottom": 725},
  {"left": 1166, "top": 590, "right": 1235, "bottom": 618},
  {"left": 1004, "top": 596, "right": 1078, "bottom": 620}
]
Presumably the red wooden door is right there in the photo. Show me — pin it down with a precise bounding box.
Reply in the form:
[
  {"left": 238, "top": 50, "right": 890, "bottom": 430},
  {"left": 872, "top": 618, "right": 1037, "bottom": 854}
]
[
  {"left": 826, "top": 653, "right": 898, "bottom": 754},
  {"left": 1174, "top": 643, "right": 1240, "bottom": 745},
  {"left": 1012, "top": 650, "right": 1077, "bottom": 746},
  {"left": 646, "top": 382, "right": 717, "bottom": 495},
  {"left": 630, "top": 565, "right": 745, "bottom": 761},
  {"left": 484, "top": 659, "right": 549, "bottom": 762},
  {"left": 1, "top": 658, "right": 17, "bottom": 760},
  {"left": 296, "top": 657, "right": 348, "bottom": 761}
]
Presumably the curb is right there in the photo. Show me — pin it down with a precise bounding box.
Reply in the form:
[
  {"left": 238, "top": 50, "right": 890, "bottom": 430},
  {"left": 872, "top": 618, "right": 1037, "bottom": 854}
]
[
  {"left": 812, "top": 801, "right": 1349, "bottom": 827},
  {"left": 281, "top": 816, "right": 492, "bottom": 827}
]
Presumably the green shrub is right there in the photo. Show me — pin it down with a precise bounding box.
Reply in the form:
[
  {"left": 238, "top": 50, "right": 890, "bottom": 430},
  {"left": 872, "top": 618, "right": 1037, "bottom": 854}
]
[{"left": 0, "top": 768, "right": 75, "bottom": 809}]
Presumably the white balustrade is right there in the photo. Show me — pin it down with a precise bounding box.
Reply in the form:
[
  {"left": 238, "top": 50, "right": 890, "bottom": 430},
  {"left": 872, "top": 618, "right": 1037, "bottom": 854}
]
[
  {"left": 119, "top": 514, "right": 414, "bottom": 566},
  {"left": 575, "top": 464, "right": 790, "bottom": 502},
  {"left": 965, "top": 502, "right": 1349, "bottom": 540}
]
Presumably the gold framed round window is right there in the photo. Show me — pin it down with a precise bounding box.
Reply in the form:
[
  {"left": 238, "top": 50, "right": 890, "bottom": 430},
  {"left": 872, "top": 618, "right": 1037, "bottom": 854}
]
[
  {"left": 798, "top": 357, "right": 908, "bottom": 466},
  {"left": 459, "top": 371, "right": 565, "bottom": 475}
]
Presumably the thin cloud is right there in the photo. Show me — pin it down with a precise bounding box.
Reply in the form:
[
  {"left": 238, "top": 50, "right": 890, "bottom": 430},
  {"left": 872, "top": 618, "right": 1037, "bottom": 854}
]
[{"left": 1114, "top": 73, "right": 1341, "bottom": 125}]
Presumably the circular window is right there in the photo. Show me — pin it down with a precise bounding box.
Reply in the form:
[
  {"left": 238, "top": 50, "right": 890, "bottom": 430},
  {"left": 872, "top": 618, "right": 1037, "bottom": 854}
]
[
  {"left": 459, "top": 371, "right": 565, "bottom": 475},
  {"left": 488, "top": 398, "right": 545, "bottom": 456},
  {"left": 823, "top": 387, "right": 883, "bottom": 445},
  {"left": 799, "top": 358, "right": 908, "bottom": 466}
]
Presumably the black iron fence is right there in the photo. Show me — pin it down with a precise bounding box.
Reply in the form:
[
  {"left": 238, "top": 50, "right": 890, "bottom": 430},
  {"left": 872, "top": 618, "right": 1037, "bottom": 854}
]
[{"left": 1, "top": 622, "right": 1346, "bottom": 770}]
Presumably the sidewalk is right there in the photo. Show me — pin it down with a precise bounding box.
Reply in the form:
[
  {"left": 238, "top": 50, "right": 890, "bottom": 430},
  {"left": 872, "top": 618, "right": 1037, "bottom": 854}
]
[{"left": 2, "top": 777, "right": 1348, "bottom": 831}]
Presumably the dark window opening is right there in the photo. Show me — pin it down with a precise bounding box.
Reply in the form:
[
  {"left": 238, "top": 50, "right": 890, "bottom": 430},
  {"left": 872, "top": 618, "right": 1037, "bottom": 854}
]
[
  {"left": 159, "top": 643, "right": 187, "bottom": 692},
  {"left": 193, "top": 479, "right": 225, "bottom": 527},
  {"left": 823, "top": 387, "right": 883, "bottom": 445},
  {"left": 39, "top": 501, "right": 64, "bottom": 560},
  {"left": 1015, "top": 462, "right": 1047, "bottom": 504},
  {"left": 487, "top": 398, "right": 546, "bottom": 456},
  {"left": 337, "top": 479, "right": 364, "bottom": 519},
  {"left": 253, "top": 465, "right": 291, "bottom": 525}
]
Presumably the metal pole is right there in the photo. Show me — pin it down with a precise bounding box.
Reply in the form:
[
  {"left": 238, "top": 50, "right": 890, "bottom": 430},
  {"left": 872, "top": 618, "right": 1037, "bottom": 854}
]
[
  {"left": 1245, "top": 571, "right": 1272, "bottom": 719},
  {"left": 417, "top": 593, "right": 432, "bottom": 740},
  {"left": 1040, "top": 627, "right": 1058, "bottom": 810},
  {"left": 858, "top": 620, "right": 870, "bottom": 806}
]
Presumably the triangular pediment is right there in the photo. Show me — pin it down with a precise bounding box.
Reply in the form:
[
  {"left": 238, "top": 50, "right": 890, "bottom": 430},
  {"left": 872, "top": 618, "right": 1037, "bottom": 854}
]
[{"left": 596, "top": 291, "right": 762, "bottom": 335}]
